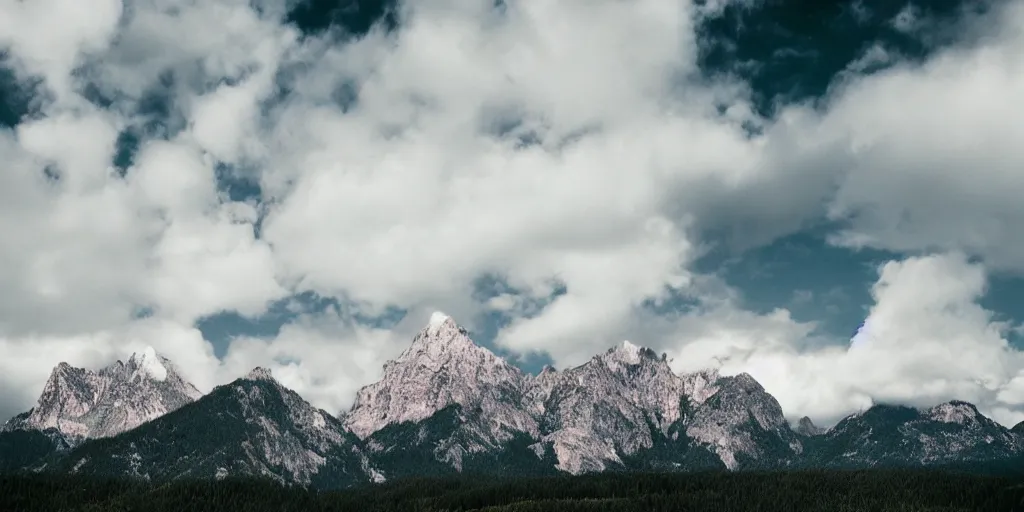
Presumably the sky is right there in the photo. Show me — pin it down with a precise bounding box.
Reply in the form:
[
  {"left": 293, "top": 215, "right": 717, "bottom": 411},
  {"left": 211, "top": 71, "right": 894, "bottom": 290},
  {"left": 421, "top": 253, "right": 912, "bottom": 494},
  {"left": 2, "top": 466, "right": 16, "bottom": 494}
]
[{"left": 1, "top": 0, "right": 1023, "bottom": 428}]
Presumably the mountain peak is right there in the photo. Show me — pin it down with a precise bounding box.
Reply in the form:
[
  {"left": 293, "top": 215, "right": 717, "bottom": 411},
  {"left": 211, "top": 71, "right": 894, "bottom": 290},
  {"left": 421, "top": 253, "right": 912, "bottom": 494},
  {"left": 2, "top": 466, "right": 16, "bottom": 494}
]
[
  {"left": 428, "top": 311, "right": 452, "bottom": 330},
  {"left": 344, "top": 314, "right": 536, "bottom": 440},
  {"left": 5, "top": 354, "right": 201, "bottom": 442},
  {"left": 245, "top": 367, "right": 275, "bottom": 382},
  {"left": 602, "top": 340, "right": 661, "bottom": 368},
  {"left": 728, "top": 372, "right": 764, "bottom": 392},
  {"left": 927, "top": 400, "right": 981, "bottom": 424},
  {"left": 127, "top": 347, "right": 168, "bottom": 382},
  {"left": 621, "top": 339, "right": 641, "bottom": 354},
  {"left": 612, "top": 340, "right": 643, "bottom": 364},
  {"left": 399, "top": 313, "right": 478, "bottom": 362},
  {"left": 796, "top": 416, "right": 825, "bottom": 436},
  {"left": 59, "top": 370, "right": 373, "bottom": 488}
]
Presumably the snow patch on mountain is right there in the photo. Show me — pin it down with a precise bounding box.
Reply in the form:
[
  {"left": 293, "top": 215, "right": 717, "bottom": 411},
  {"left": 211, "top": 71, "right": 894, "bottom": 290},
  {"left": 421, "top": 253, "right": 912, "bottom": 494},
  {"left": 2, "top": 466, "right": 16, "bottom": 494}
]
[
  {"left": 428, "top": 311, "right": 451, "bottom": 331},
  {"left": 130, "top": 347, "right": 167, "bottom": 382},
  {"left": 618, "top": 340, "right": 642, "bottom": 364}
]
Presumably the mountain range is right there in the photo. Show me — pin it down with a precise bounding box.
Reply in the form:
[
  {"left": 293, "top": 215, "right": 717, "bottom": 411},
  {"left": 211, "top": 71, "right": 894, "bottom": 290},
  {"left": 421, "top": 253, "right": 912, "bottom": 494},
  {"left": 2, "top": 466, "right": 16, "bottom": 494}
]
[{"left": 2, "top": 313, "right": 1023, "bottom": 488}]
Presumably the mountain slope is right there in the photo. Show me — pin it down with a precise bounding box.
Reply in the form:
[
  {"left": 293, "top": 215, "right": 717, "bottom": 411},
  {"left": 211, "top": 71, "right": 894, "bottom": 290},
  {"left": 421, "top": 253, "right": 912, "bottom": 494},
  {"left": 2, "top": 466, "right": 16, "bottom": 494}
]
[
  {"left": 2, "top": 348, "right": 201, "bottom": 444},
  {"left": 57, "top": 368, "right": 376, "bottom": 488},
  {"left": 0, "top": 427, "right": 71, "bottom": 473},
  {"left": 363, "top": 403, "right": 559, "bottom": 480}
]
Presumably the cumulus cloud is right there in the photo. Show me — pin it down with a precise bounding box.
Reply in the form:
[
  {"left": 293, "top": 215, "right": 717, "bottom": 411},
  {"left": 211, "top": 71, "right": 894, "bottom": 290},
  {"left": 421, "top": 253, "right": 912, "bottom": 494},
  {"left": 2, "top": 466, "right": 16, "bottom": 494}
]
[
  {"left": 822, "top": 1, "right": 1024, "bottom": 271},
  {"left": 673, "top": 253, "right": 1024, "bottom": 427},
  {"left": 0, "top": 0, "right": 1023, "bottom": 430},
  {"left": 218, "top": 307, "right": 419, "bottom": 414}
]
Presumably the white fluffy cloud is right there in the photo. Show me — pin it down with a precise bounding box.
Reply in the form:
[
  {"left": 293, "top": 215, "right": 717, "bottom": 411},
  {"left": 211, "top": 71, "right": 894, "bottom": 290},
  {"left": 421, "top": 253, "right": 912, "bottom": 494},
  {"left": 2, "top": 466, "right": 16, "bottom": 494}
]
[
  {"left": 822, "top": 1, "right": 1024, "bottom": 271},
  {"left": 0, "top": 0, "right": 1023, "bottom": 429},
  {"left": 661, "top": 253, "right": 1024, "bottom": 426}
]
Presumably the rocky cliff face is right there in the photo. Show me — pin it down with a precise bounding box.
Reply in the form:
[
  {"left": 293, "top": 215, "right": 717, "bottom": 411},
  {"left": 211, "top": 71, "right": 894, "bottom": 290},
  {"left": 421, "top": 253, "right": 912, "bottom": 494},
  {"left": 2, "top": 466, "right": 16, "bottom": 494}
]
[
  {"left": 681, "top": 373, "right": 803, "bottom": 469},
  {"left": 530, "top": 342, "right": 687, "bottom": 473}
]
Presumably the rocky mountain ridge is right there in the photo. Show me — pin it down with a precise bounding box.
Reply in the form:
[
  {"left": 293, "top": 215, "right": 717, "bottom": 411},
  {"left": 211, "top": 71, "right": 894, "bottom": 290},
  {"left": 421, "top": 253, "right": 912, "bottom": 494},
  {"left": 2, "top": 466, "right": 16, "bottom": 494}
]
[
  {"left": 2, "top": 347, "right": 201, "bottom": 445},
  {"left": 2, "top": 314, "right": 1022, "bottom": 488}
]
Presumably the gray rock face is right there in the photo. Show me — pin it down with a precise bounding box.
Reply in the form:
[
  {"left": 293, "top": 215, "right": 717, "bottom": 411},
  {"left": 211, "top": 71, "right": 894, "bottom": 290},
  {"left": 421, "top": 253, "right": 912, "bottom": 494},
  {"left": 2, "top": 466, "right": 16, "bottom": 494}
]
[
  {"left": 682, "top": 373, "right": 802, "bottom": 469},
  {"left": 343, "top": 317, "right": 806, "bottom": 475},
  {"left": 344, "top": 313, "right": 539, "bottom": 469},
  {"left": 3, "top": 348, "right": 202, "bottom": 444},
  {"left": 532, "top": 342, "right": 686, "bottom": 474}
]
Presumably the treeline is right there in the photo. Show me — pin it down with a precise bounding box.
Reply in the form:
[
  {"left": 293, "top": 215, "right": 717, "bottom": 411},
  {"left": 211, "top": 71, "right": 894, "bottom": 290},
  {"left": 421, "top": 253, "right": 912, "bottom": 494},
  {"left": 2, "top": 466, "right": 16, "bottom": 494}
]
[{"left": 2, "top": 469, "right": 1023, "bottom": 512}]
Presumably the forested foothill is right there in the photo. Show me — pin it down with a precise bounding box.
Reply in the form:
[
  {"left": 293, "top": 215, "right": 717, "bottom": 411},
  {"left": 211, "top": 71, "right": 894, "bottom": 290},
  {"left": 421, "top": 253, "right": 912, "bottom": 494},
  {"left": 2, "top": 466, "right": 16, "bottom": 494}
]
[{"left": 3, "top": 468, "right": 1024, "bottom": 512}]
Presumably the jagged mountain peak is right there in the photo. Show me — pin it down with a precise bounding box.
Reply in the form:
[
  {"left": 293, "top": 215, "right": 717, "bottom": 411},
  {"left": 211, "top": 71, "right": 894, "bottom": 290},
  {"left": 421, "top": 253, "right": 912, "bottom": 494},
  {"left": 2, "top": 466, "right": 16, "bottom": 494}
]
[
  {"left": 62, "top": 372, "right": 376, "bottom": 488},
  {"left": 125, "top": 346, "right": 168, "bottom": 382},
  {"left": 344, "top": 314, "right": 536, "bottom": 441},
  {"left": 1013, "top": 421, "right": 1024, "bottom": 435},
  {"left": 611, "top": 340, "right": 643, "bottom": 363},
  {"left": 397, "top": 312, "right": 484, "bottom": 362},
  {"left": 245, "top": 367, "right": 276, "bottom": 382},
  {"left": 722, "top": 372, "right": 764, "bottom": 392},
  {"left": 532, "top": 341, "right": 688, "bottom": 474},
  {"left": 653, "top": 369, "right": 806, "bottom": 472},
  {"left": 428, "top": 311, "right": 453, "bottom": 331},
  {"left": 3, "top": 352, "right": 202, "bottom": 442},
  {"left": 795, "top": 416, "right": 825, "bottom": 436},
  {"left": 43, "top": 362, "right": 89, "bottom": 386},
  {"left": 926, "top": 400, "right": 982, "bottom": 424},
  {"left": 601, "top": 340, "right": 664, "bottom": 367}
]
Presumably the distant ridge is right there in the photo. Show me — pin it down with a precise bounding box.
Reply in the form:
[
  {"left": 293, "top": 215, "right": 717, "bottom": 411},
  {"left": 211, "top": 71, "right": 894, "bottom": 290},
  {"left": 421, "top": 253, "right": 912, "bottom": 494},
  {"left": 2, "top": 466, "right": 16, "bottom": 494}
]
[{"left": 1, "top": 313, "right": 1021, "bottom": 488}]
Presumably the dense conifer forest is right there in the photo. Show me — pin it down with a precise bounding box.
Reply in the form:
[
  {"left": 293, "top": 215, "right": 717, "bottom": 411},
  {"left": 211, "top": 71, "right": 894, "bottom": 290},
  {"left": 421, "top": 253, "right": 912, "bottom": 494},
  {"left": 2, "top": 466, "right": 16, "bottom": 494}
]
[{"left": 3, "top": 469, "right": 1024, "bottom": 512}]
